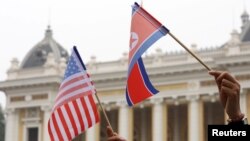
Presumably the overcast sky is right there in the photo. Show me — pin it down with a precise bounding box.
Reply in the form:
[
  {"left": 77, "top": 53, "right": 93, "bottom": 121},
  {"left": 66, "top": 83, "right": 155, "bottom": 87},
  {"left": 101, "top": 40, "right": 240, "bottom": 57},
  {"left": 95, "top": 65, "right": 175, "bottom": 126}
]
[{"left": 0, "top": 0, "right": 249, "bottom": 108}]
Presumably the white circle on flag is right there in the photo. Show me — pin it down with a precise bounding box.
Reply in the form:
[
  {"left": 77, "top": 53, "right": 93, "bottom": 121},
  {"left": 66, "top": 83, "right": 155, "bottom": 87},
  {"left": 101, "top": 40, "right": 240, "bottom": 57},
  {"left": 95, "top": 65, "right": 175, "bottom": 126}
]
[{"left": 130, "top": 32, "right": 138, "bottom": 50}]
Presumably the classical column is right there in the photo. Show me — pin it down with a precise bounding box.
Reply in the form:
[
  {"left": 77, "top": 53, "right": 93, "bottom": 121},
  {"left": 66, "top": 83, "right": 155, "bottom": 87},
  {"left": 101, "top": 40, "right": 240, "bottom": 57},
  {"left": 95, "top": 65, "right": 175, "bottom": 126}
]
[
  {"left": 4, "top": 108, "right": 16, "bottom": 141},
  {"left": 173, "top": 104, "right": 179, "bottom": 141},
  {"left": 117, "top": 101, "right": 133, "bottom": 141},
  {"left": 41, "top": 106, "right": 51, "bottom": 141},
  {"left": 187, "top": 95, "right": 204, "bottom": 141},
  {"left": 246, "top": 89, "right": 250, "bottom": 120},
  {"left": 95, "top": 121, "right": 100, "bottom": 141},
  {"left": 240, "top": 90, "right": 248, "bottom": 116},
  {"left": 140, "top": 105, "right": 147, "bottom": 141},
  {"left": 86, "top": 126, "right": 96, "bottom": 141},
  {"left": 151, "top": 99, "right": 167, "bottom": 141}
]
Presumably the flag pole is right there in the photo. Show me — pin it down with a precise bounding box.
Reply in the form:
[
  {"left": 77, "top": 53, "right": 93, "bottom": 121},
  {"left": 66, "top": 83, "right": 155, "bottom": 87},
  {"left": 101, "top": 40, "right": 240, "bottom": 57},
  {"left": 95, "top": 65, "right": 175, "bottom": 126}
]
[
  {"left": 94, "top": 92, "right": 114, "bottom": 133},
  {"left": 168, "top": 32, "right": 211, "bottom": 71}
]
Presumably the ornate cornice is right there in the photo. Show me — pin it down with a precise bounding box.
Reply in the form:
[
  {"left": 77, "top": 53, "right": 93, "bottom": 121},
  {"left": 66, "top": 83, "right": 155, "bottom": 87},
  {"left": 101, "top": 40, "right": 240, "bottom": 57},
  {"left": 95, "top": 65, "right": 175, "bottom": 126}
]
[{"left": 0, "top": 76, "right": 61, "bottom": 90}]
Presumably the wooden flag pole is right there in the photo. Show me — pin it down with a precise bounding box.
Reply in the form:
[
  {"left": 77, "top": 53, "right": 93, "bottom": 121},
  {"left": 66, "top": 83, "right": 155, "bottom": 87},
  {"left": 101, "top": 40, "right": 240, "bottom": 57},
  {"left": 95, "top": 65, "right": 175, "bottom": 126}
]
[
  {"left": 168, "top": 32, "right": 211, "bottom": 71},
  {"left": 94, "top": 93, "right": 114, "bottom": 133}
]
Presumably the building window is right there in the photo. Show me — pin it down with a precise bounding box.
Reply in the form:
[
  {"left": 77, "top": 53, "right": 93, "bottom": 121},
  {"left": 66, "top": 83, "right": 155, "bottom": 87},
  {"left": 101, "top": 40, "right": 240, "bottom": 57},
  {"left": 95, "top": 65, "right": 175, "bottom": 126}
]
[
  {"left": 167, "top": 104, "right": 188, "bottom": 141},
  {"left": 203, "top": 101, "right": 224, "bottom": 141},
  {"left": 72, "top": 133, "right": 86, "bottom": 141},
  {"left": 27, "top": 127, "right": 38, "bottom": 141},
  {"left": 100, "top": 109, "right": 118, "bottom": 141},
  {"left": 133, "top": 107, "right": 152, "bottom": 141},
  {"left": 10, "top": 96, "right": 25, "bottom": 102}
]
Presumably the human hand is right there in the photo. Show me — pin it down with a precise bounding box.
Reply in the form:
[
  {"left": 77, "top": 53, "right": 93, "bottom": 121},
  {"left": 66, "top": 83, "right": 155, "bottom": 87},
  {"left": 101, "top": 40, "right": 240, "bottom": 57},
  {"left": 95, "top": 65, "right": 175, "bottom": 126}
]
[
  {"left": 106, "top": 126, "right": 127, "bottom": 141},
  {"left": 209, "top": 70, "right": 243, "bottom": 120}
]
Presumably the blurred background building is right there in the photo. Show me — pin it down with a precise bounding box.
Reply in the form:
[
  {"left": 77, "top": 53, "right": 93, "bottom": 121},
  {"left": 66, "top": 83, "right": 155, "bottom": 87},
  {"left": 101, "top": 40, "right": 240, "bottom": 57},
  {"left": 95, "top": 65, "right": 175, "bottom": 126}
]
[{"left": 0, "top": 10, "right": 250, "bottom": 141}]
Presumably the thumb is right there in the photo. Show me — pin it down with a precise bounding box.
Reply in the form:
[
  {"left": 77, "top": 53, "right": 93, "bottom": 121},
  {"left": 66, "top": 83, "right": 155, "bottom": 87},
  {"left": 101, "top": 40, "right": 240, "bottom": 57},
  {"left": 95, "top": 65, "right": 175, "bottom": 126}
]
[
  {"left": 106, "top": 126, "right": 114, "bottom": 137},
  {"left": 208, "top": 70, "right": 221, "bottom": 78},
  {"left": 208, "top": 70, "right": 222, "bottom": 93}
]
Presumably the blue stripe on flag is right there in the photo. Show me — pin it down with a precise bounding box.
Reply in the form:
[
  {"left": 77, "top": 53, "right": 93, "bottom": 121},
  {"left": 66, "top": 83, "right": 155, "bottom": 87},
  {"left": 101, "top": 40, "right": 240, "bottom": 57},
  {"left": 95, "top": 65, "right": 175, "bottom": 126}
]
[
  {"left": 126, "top": 89, "right": 133, "bottom": 106},
  {"left": 128, "top": 28, "right": 167, "bottom": 74},
  {"left": 137, "top": 57, "right": 158, "bottom": 95}
]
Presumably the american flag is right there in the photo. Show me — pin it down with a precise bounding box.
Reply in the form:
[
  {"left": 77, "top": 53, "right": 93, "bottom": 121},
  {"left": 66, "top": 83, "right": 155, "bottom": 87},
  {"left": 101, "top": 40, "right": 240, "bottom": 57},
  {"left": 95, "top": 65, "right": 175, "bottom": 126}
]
[{"left": 48, "top": 47, "right": 99, "bottom": 141}]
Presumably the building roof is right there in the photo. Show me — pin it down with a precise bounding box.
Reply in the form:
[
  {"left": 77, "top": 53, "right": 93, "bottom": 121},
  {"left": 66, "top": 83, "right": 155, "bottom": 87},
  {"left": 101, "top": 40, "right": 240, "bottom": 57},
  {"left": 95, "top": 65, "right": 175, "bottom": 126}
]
[
  {"left": 20, "top": 26, "right": 69, "bottom": 69},
  {"left": 240, "top": 10, "right": 250, "bottom": 42},
  {"left": 241, "top": 22, "right": 250, "bottom": 42}
]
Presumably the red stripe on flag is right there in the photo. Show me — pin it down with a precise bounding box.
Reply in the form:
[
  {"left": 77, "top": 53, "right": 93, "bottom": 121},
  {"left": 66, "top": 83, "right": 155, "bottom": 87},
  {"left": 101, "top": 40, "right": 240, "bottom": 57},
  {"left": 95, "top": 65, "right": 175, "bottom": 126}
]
[
  {"left": 127, "top": 63, "right": 152, "bottom": 104},
  {"left": 48, "top": 120, "right": 55, "bottom": 141},
  {"left": 57, "top": 82, "right": 89, "bottom": 101},
  {"left": 51, "top": 113, "right": 64, "bottom": 140},
  {"left": 57, "top": 108, "right": 71, "bottom": 140},
  {"left": 64, "top": 103, "right": 78, "bottom": 137},
  {"left": 53, "top": 90, "right": 94, "bottom": 112},
  {"left": 88, "top": 95, "right": 99, "bottom": 122},
  {"left": 59, "top": 75, "right": 84, "bottom": 90},
  {"left": 72, "top": 100, "right": 85, "bottom": 132},
  {"left": 80, "top": 97, "right": 92, "bottom": 127}
]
